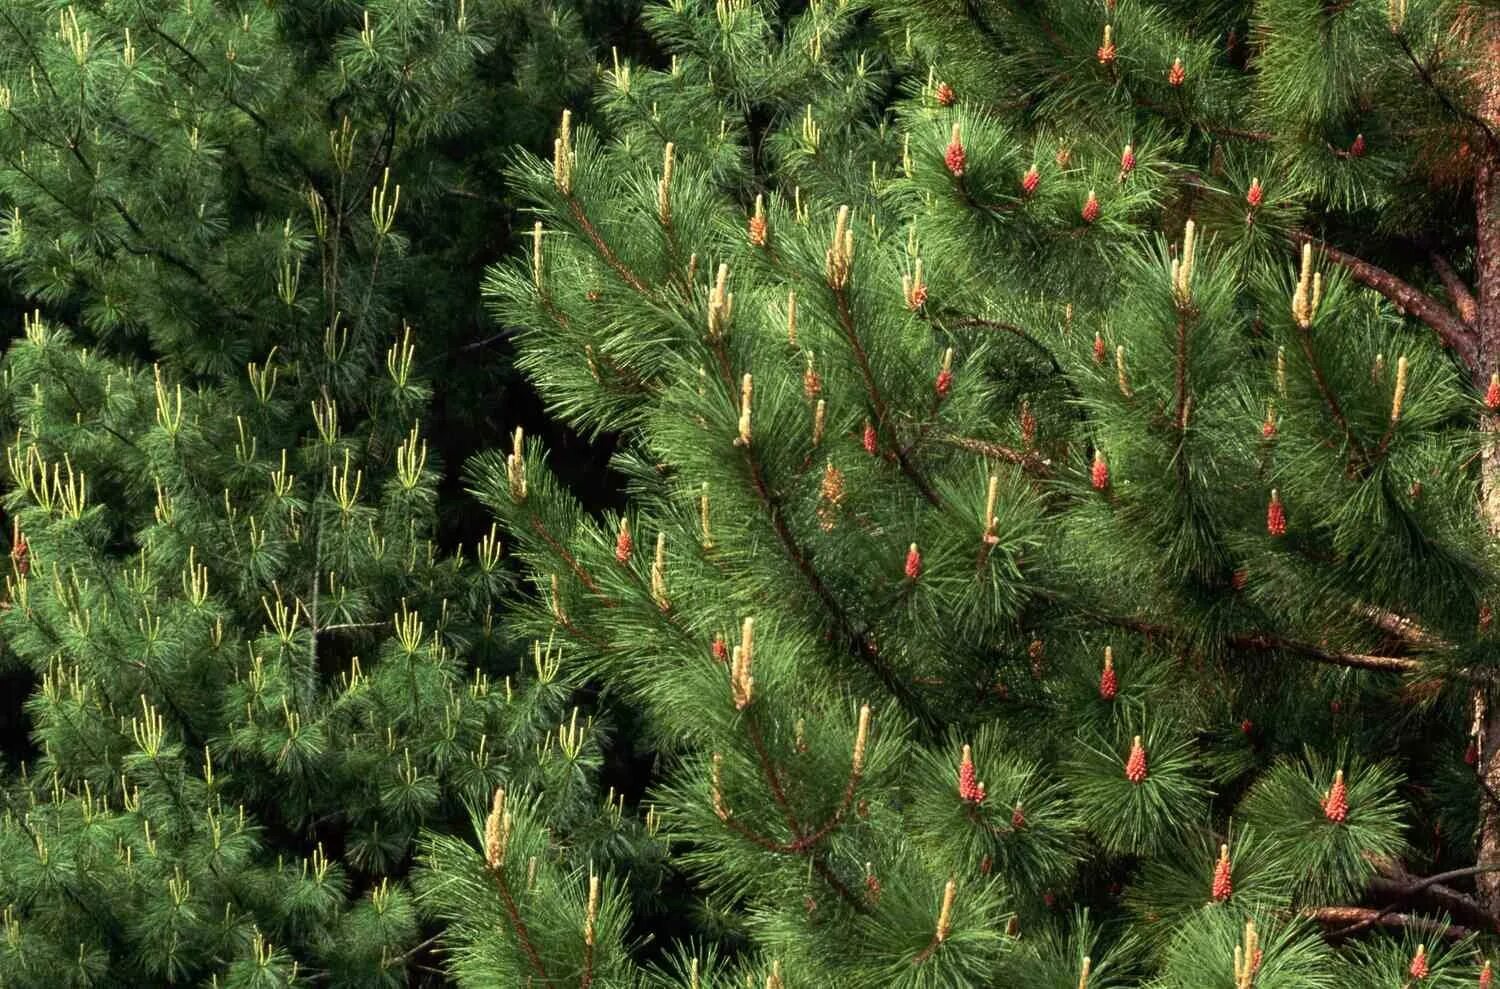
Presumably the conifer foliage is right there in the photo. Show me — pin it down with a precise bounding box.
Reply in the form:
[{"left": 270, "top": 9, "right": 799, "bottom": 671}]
[
  {"left": 0, "top": 2, "right": 629, "bottom": 986},
  {"left": 6, "top": 0, "right": 1500, "bottom": 985},
  {"left": 438, "top": 0, "right": 1500, "bottom": 984}
]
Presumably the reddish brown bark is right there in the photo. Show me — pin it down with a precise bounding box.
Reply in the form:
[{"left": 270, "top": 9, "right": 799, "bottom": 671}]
[{"left": 1470, "top": 4, "right": 1500, "bottom": 918}]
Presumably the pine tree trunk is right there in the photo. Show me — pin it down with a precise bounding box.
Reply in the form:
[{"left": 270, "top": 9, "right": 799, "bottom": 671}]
[{"left": 1471, "top": 6, "right": 1500, "bottom": 917}]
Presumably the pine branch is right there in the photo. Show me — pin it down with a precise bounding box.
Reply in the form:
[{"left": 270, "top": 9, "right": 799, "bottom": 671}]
[
  {"left": 485, "top": 864, "right": 555, "bottom": 988},
  {"left": 1296, "top": 316, "right": 1371, "bottom": 468},
  {"left": 935, "top": 434, "right": 1052, "bottom": 476},
  {"left": 1306, "top": 906, "right": 1470, "bottom": 940},
  {"left": 1315, "top": 863, "right": 1500, "bottom": 938},
  {"left": 564, "top": 196, "right": 651, "bottom": 296},
  {"left": 1391, "top": 30, "right": 1500, "bottom": 153},
  {"left": 1431, "top": 252, "right": 1478, "bottom": 325},
  {"left": 744, "top": 715, "right": 803, "bottom": 838},
  {"left": 1093, "top": 613, "right": 1426, "bottom": 674},
  {"left": 528, "top": 515, "right": 618, "bottom": 608},
  {"left": 832, "top": 286, "right": 942, "bottom": 506},
  {"left": 944, "top": 315, "right": 1064, "bottom": 373},
  {"left": 1355, "top": 604, "right": 1446, "bottom": 650},
  {"left": 737, "top": 445, "right": 928, "bottom": 719},
  {"left": 1226, "top": 632, "right": 1424, "bottom": 674},
  {"left": 1368, "top": 858, "right": 1500, "bottom": 934},
  {"left": 1290, "top": 232, "right": 1477, "bottom": 370}
]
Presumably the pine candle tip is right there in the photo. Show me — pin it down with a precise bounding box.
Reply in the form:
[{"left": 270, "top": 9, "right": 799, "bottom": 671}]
[
  {"left": 1391, "top": 355, "right": 1409, "bottom": 421},
  {"left": 711, "top": 752, "right": 728, "bottom": 820},
  {"left": 1267, "top": 488, "right": 1286, "bottom": 536},
  {"left": 936, "top": 879, "right": 957, "bottom": 941},
  {"left": 531, "top": 222, "right": 544, "bottom": 288},
  {"left": 658, "top": 142, "right": 676, "bottom": 222},
  {"left": 958, "top": 743, "right": 986, "bottom": 802},
  {"left": 651, "top": 532, "right": 669, "bottom": 609},
  {"left": 852, "top": 705, "right": 872, "bottom": 773},
  {"left": 984, "top": 474, "right": 1000, "bottom": 539},
  {"left": 736, "top": 373, "right": 753, "bottom": 446},
  {"left": 748, "top": 193, "right": 768, "bottom": 246},
  {"left": 585, "top": 872, "right": 600, "bottom": 945},
  {"left": 935, "top": 348, "right": 953, "bottom": 396},
  {"left": 1212, "top": 842, "right": 1233, "bottom": 900},
  {"left": 484, "top": 787, "right": 509, "bottom": 868},
  {"left": 1077, "top": 956, "right": 1092, "bottom": 989}
]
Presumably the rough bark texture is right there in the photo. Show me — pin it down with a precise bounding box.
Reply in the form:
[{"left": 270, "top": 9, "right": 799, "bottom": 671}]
[{"left": 1471, "top": 5, "right": 1500, "bottom": 917}]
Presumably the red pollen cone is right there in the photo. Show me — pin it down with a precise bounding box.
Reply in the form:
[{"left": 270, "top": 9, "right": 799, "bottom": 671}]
[
  {"left": 1091, "top": 452, "right": 1109, "bottom": 491},
  {"left": 1125, "top": 736, "right": 1148, "bottom": 784},
  {"left": 1211, "top": 845, "right": 1232, "bottom": 901},
  {"left": 1266, "top": 490, "right": 1286, "bottom": 537},
  {"left": 1323, "top": 770, "right": 1349, "bottom": 823}
]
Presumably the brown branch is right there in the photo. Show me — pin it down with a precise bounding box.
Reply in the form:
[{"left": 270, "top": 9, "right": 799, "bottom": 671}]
[
  {"left": 936, "top": 434, "right": 1052, "bottom": 477},
  {"left": 1295, "top": 323, "right": 1370, "bottom": 468},
  {"left": 1356, "top": 604, "right": 1447, "bottom": 649},
  {"left": 1392, "top": 30, "right": 1500, "bottom": 153},
  {"left": 566, "top": 197, "right": 650, "bottom": 296},
  {"left": 1094, "top": 613, "right": 1424, "bottom": 674},
  {"left": 832, "top": 287, "right": 941, "bottom": 506},
  {"left": 1368, "top": 858, "right": 1500, "bottom": 934},
  {"left": 1173, "top": 308, "right": 1193, "bottom": 490},
  {"left": 745, "top": 716, "right": 803, "bottom": 838},
  {"left": 740, "top": 448, "right": 926, "bottom": 716},
  {"left": 1291, "top": 232, "right": 1477, "bottom": 370},
  {"left": 1431, "top": 252, "right": 1479, "bottom": 325},
  {"left": 1227, "top": 631, "right": 1424, "bottom": 674},
  {"left": 945, "top": 315, "right": 1065, "bottom": 373},
  {"left": 529, "top": 516, "right": 617, "bottom": 607},
  {"left": 717, "top": 802, "right": 869, "bottom": 913},
  {"left": 1314, "top": 862, "right": 1500, "bottom": 938},
  {"left": 810, "top": 858, "right": 866, "bottom": 914},
  {"left": 487, "top": 866, "right": 555, "bottom": 987},
  {"left": 1306, "top": 906, "right": 1470, "bottom": 940}
]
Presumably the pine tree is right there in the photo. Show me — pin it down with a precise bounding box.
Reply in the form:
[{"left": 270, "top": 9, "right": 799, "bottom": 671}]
[
  {"left": 422, "top": 0, "right": 1500, "bottom": 983},
  {"left": 0, "top": 2, "right": 641, "bottom": 985}
]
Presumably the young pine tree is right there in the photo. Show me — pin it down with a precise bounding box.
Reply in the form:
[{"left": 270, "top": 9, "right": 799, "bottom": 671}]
[
  {"left": 422, "top": 0, "right": 1500, "bottom": 984},
  {"left": 0, "top": 306, "right": 629, "bottom": 986},
  {"left": 0, "top": 0, "right": 618, "bottom": 504},
  {"left": 0, "top": 4, "right": 645, "bottom": 984}
]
